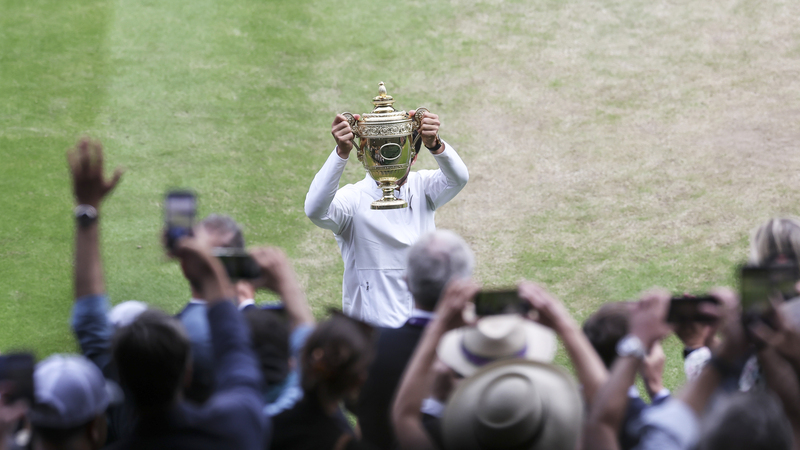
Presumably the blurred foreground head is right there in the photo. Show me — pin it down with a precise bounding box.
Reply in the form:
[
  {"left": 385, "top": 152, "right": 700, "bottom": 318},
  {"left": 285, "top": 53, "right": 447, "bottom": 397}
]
[
  {"left": 443, "top": 359, "right": 582, "bottom": 450},
  {"left": 301, "top": 314, "right": 375, "bottom": 406},
  {"left": 582, "top": 302, "right": 630, "bottom": 368},
  {"left": 30, "top": 354, "right": 111, "bottom": 450},
  {"left": 699, "top": 391, "right": 792, "bottom": 450},
  {"left": 112, "top": 310, "right": 191, "bottom": 411},
  {"left": 406, "top": 230, "right": 475, "bottom": 311},
  {"left": 749, "top": 217, "right": 800, "bottom": 265}
]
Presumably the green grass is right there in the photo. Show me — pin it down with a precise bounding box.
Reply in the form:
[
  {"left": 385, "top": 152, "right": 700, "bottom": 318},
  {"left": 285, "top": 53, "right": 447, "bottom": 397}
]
[{"left": 3, "top": 0, "right": 800, "bottom": 395}]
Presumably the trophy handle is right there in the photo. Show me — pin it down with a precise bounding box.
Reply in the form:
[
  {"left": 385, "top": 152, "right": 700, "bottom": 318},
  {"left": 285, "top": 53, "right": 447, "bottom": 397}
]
[
  {"left": 341, "top": 112, "right": 362, "bottom": 162},
  {"left": 411, "top": 107, "right": 429, "bottom": 151}
]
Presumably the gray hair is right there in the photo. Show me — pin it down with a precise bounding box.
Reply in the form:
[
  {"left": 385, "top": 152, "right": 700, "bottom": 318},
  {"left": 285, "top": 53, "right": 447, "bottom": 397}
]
[
  {"left": 406, "top": 230, "right": 474, "bottom": 311},
  {"left": 748, "top": 217, "right": 800, "bottom": 265},
  {"left": 699, "top": 391, "right": 792, "bottom": 450},
  {"left": 198, "top": 214, "right": 245, "bottom": 248}
]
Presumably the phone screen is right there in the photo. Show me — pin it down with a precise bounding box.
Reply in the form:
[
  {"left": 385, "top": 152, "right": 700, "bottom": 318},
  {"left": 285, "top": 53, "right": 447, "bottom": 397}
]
[
  {"left": 740, "top": 264, "right": 800, "bottom": 312},
  {"left": 667, "top": 295, "right": 719, "bottom": 323},
  {"left": 474, "top": 289, "right": 529, "bottom": 316},
  {"left": 164, "top": 190, "right": 196, "bottom": 249},
  {"left": 212, "top": 247, "right": 261, "bottom": 280}
]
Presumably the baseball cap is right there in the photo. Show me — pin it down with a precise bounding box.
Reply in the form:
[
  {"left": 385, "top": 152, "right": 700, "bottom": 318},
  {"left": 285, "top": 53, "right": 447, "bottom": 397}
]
[{"left": 29, "top": 354, "right": 115, "bottom": 429}]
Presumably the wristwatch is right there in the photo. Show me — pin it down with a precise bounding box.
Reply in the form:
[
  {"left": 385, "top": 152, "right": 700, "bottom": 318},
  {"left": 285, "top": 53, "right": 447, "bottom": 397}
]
[
  {"left": 425, "top": 134, "right": 443, "bottom": 152},
  {"left": 616, "top": 335, "right": 646, "bottom": 360},
  {"left": 74, "top": 204, "right": 98, "bottom": 228}
]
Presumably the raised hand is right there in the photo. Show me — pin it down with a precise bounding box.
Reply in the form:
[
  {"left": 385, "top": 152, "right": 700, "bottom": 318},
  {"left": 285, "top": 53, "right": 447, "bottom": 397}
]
[
  {"left": 433, "top": 278, "right": 480, "bottom": 332},
  {"left": 173, "top": 237, "right": 234, "bottom": 303},
  {"left": 331, "top": 114, "right": 359, "bottom": 158},
  {"left": 249, "top": 247, "right": 296, "bottom": 294},
  {"left": 409, "top": 110, "right": 442, "bottom": 151},
  {"left": 518, "top": 281, "right": 576, "bottom": 334},
  {"left": 67, "top": 137, "right": 123, "bottom": 208},
  {"left": 629, "top": 289, "right": 672, "bottom": 351}
]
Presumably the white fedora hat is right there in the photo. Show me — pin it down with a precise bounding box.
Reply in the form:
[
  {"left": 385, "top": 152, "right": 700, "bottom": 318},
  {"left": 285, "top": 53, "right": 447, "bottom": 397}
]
[
  {"left": 437, "top": 315, "right": 556, "bottom": 377},
  {"left": 443, "top": 359, "right": 583, "bottom": 450}
]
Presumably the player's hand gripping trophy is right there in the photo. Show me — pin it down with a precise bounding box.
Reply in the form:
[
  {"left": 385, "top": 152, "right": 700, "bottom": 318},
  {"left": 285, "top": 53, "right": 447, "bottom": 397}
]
[{"left": 341, "top": 82, "right": 429, "bottom": 210}]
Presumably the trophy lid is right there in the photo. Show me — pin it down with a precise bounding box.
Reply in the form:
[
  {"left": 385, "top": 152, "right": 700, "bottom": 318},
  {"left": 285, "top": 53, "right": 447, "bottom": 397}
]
[{"left": 361, "top": 82, "right": 409, "bottom": 124}]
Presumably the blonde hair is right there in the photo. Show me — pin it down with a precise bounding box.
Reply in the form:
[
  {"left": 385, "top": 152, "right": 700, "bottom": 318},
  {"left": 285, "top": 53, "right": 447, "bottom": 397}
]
[{"left": 749, "top": 217, "right": 800, "bottom": 265}]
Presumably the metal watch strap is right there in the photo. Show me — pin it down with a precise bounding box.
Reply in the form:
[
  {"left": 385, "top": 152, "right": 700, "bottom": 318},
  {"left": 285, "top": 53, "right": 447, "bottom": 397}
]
[
  {"left": 74, "top": 204, "right": 98, "bottom": 227},
  {"left": 616, "top": 335, "right": 646, "bottom": 360}
]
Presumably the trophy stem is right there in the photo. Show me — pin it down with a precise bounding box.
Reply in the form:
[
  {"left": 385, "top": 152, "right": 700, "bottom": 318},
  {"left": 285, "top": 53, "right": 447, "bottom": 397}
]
[{"left": 371, "top": 183, "right": 407, "bottom": 210}]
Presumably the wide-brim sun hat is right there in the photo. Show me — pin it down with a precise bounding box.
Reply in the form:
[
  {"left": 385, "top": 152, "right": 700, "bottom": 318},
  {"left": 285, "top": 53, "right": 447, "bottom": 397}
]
[
  {"left": 437, "top": 314, "right": 557, "bottom": 377},
  {"left": 443, "top": 358, "right": 583, "bottom": 450}
]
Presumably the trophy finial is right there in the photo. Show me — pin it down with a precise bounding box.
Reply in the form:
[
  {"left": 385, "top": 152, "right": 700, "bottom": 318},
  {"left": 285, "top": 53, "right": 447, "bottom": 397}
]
[{"left": 372, "top": 82, "right": 395, "bottom": 113}]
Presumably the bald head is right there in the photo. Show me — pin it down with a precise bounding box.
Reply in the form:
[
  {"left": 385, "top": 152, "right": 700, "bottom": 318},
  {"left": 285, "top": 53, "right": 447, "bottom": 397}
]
[{"left": 406, "top": 230, "right": 474, "bottom": 311}]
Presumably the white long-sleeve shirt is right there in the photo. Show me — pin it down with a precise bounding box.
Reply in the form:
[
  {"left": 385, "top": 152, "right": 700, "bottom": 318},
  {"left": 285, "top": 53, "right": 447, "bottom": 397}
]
[{"left": 304, "top": 141, "right": 469, "bottom": 327}]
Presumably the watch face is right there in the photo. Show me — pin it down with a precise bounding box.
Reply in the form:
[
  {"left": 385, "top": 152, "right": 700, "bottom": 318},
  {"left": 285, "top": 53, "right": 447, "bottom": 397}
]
[{"left": 618, "top": 336, "right": 644, "bottom": 358}]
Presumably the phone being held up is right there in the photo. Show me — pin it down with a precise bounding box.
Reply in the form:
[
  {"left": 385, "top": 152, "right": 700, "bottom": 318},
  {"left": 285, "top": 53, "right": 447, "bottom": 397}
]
[
  {"left": 164, "top": 190, "right": 196, "bottom": 251},
  {"left": 474, "top": 289, "right": 531, "bottom": 316}
]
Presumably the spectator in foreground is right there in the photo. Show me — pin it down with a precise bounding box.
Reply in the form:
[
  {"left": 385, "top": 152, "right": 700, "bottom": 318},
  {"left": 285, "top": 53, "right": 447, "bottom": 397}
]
[
  {"left": 355, "top": 229, "right": 474, "bottom": 450},
  {"left": 29, "top": 355, "right": 111, "bottom": 450},
  {"left": 242, "top": 247, "right": 315, "bottom": 417},
  {"left": 392, "top": 279, "right": 589, "bottom": 450},
  {"left": 270, "top": 314, "right": 376, "bottom": 450},
  {"left": 177, "top": 213, "right": 248, "bottom": 404},
  {"left": 583, "top": 287, "right": 800, "bottom": 450},
  {"left": 108, "top": 236, "right": 267, "bottom": 450},
  {"left": 582, "top": 301, "right": 670, "bottom": 449}
]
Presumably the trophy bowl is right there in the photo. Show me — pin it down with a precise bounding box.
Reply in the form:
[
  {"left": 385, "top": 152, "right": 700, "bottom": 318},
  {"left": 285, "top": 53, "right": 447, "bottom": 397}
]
[{"left": 341, "top": 82, "right": 427, "bottom": 210}]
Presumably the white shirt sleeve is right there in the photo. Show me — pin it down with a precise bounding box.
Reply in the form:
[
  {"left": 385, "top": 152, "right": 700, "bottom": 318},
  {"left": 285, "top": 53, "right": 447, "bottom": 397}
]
[
  {"left": 304, "top": 148, "right": 358, "bottom": 235},
  {"left": 423, "top": 140, "right": 469, "bottom": 210},
  {"left": 632, "top": 399, "right": 701, "bottom": 450}
]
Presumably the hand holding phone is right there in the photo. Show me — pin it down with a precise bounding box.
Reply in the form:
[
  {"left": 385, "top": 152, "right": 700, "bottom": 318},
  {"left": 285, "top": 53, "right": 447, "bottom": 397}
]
[
  {"left": 212, "top": 247, "right": 262, "bottom": 280},
  {"left": 474, "top": 289, "right": 530, "bottom": 316},
  {"left": 164, "top": 190, "right": 196, "bottom": 250},
  {"left": 666, "top": 295, "right": 720, "bottom": 324}
]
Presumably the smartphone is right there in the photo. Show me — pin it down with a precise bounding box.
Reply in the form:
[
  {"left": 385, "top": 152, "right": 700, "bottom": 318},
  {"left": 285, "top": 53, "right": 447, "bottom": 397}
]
[
  {"left": 474, "top": 289, "right": 530, "bottom": 316},
  {"left": 212, "top": 247, "right": 262, "bottom": 280},
  {"left": 667, "top": 295, "right": 719, "bottom": 323},
  {"left": 164, "top": 190, "right": 196, "bottom": 250},
  {"left": 740, "top": 263, "right": 800, "bottom": 314},
  {"left": 0, "top": 353, "right": 35, "bottom": 404}
]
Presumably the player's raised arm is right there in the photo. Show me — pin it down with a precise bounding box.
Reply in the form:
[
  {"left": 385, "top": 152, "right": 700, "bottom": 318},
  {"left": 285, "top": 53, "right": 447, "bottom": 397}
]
[
  {"left": 409, "top": 110, "right": 469, "bottom": 210},
  {"left": 303, "top": 114, "right": 359, "bottom": 234}
]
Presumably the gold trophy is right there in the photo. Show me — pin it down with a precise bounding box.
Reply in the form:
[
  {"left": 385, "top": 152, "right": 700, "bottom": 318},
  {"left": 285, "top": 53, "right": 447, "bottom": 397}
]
[{"left": 341, "top": 82, "right": 428, "bottom": 210}]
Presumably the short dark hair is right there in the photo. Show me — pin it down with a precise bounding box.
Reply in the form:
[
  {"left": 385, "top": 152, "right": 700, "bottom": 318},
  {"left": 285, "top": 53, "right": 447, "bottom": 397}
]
[
  {"left": 243, "top": 309, "right": 290, "bottom": 386},
  {"left": 301, "top": 314, "right": 375, "bottom": 405},
  {"left": 582, "top": 302, "right": 630, "bottom": 368},
  {"left": 112, "top": 309, "right": 190, "bottom": 410},
  {"left": 700, "top": 391, "right": 793, "bottom": 450},
  {"left": 198, "top": 214, "right": 245, "bottom": 248}
]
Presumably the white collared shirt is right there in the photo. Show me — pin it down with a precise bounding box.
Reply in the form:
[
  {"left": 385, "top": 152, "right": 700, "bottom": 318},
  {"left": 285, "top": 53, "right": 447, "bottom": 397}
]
[{"left": 305, "top": 142, "right": 468, "bottom": 327}]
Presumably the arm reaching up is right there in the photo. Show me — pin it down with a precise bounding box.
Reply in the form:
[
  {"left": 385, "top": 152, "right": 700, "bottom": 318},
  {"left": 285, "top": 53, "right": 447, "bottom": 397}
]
[
  {"left": 250, "top": 247, "right": 314, "bottom": 329},
  {"left": 392, "top": 279, "right": 480, "bottom": 450},
  {"left": 67, "top": 137, "right": 123, "bottom": 372},
  {"left": 518, "top": 281, "right": 609, "bottom": 408},
  {"left": 583, "top": 290, "right": 672, "bottom": 450}
]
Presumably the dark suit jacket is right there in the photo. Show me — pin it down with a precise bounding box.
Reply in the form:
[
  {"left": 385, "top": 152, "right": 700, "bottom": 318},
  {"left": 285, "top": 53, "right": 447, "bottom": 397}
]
[
  {"left": 620, "top": 393, "right": 670, "bottom": 450},
  {"left": 355, "top": 321, "right": 427, "bottom": 450}
]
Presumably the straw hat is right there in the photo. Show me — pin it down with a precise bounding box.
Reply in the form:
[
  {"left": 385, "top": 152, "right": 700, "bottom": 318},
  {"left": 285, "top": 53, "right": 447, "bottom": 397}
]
[
  {"left": 437, "top": 315, "right": 556, "bottom": 377},
  {"left": 443, "top": 359, "right": 582, "bottom": 450}
]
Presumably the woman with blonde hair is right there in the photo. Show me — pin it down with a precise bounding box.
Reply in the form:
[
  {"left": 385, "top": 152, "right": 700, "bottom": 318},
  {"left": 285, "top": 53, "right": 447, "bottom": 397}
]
[{"left": 749, "top": 217, "right": 800, "bottom": 265}]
